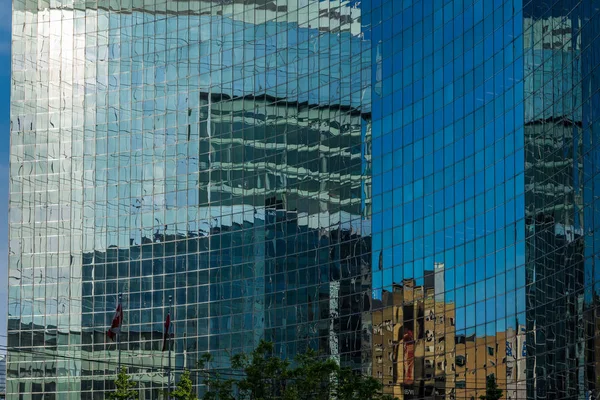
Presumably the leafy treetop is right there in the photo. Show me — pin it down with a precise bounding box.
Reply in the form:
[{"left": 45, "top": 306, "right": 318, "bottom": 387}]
[
  {"left": 171, "top": 370, "right": 199, "bottom": 400},
  {"left": 197, "top": 340, "right": 397, "bottom": 400},
  {"left": 108, "top": 367, "right": 138, "bottom": 400},
  {"left": 480, "top": 374, "right": 503, "bottom": 400}
]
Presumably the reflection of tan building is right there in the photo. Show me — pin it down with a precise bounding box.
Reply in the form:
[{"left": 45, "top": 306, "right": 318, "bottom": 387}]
[
  {"left": 454, "top": 332, "right": 507, "bottom": 400},
  {"left": 454, "top": 326, "right": 526, "bottom": 400},
  {"left": 372, "top": 278, "right": 456, "bottom": 399},
  {"left": 372, "top": 277, "right": 526, "bottom": 400}
]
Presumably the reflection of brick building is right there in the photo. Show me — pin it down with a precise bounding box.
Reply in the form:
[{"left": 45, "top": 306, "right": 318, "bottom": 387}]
[
  {"left": 372, "top": 276, "right": 527, "bottom": 400},
  {"left": 372, "top": 276, "right": 456, "bottom": 399},
  {"left": 454, "top": 328, "right": 526, "bottom": 400}
]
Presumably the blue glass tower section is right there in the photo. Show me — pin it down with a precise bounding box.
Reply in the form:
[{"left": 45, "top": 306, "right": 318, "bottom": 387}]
[
  {"left": 367, "top": 0, "right": 527, "bottom": 398},
  {"left": 367, "top": 1, "right": 600, "bottom": 399}
]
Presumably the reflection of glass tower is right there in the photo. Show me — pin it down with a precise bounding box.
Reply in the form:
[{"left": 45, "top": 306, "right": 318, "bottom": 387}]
[
  {"left": 8, "top": 1, "right": 372, "bottom": 398},
  {"left": 523, "top": 13, "right": 587, "bottom": 400}
]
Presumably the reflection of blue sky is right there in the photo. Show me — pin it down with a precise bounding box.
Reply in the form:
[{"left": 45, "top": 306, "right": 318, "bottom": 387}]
[{"left": 368, "top": 0, "right": 527, "bottom": 336}]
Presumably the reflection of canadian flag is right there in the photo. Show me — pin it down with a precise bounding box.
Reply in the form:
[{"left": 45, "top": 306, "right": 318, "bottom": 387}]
[
  {"left": 403, "top": 330, "right": 415, "bottom": 384},
  {"left": 162, "top": 312, "right": 171, "bottom": 352},
  {"left": 106, "top": 303, "right": 123, "bottom": 341}
]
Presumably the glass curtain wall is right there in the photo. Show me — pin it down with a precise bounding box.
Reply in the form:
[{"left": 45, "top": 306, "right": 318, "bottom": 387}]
[
  {"left": 9, "top": 0, "right": 600, "bottom": 399},
  {"left": 8, "top": 1, "right": 372, "bottom": 398}
]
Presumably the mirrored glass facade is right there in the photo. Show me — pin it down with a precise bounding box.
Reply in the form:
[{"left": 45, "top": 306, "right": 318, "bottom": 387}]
[
  {"left": 7, "top": 0, "right": 600, "bottom": 399},
  {"left": 9, "top": 1, "right": 372, "bottom": 398},
  {"left": 368, "top": 1, "right": 600, "bottom": 399}
]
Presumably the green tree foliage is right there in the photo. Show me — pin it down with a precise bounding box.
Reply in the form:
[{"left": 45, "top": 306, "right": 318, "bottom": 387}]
[
  {"left": 171, "top": 370, "right": 199, "bottom": 400},
  {"left": 197, "top": 340, "right": 396, "bottom": 400},
  {"left": 197, "top": 353, "right": 236, "bottom": 400},
  {"left": 480, "top": 374, "right": 503, "bottom": 400},
  {"left": 108, "top": 367, "right": 138, "bottom": 400}
]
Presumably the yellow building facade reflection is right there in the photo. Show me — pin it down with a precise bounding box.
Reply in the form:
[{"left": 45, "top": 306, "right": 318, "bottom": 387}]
[{"left": 372, "top": 276, "right": 526, "bottom": 400}]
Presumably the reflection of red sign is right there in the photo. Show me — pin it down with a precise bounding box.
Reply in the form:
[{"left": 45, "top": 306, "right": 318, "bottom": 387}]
[{"left": 403, "top": 330, "right": 415, "bottom": 384}]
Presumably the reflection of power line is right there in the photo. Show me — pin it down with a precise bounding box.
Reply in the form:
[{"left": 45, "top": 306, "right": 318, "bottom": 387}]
[
  {"left": 0, "top": 344, "right": 246, "bottom": 379},
  {"left": 0, "top": 342, "right": 529, "bottom": 393}
]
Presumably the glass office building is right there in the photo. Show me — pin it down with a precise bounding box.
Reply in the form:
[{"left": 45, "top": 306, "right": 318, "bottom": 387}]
[
  {"left": 7, "top": 0, "right": 600, "bottom": 399},
  {"left": 369, "top": 1, "right": 600, "bottom": 399}
]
